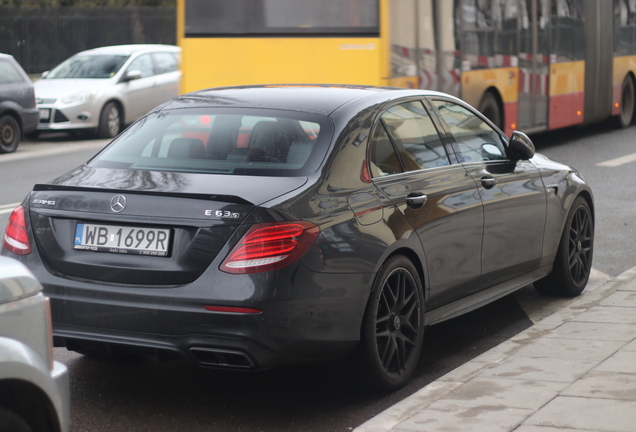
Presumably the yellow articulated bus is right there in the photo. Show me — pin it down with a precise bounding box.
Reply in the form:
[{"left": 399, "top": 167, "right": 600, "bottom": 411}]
[{"left": 178, "top": 0, "right": 636, "bottom": 137}]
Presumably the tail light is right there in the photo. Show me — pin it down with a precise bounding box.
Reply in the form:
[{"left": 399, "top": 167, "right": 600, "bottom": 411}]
[
  {"left": 3, "top": 205, "right": 31, "bottom": 255},
  {"left": 220, "top": 221, "right": 319, "bottom": 274}
]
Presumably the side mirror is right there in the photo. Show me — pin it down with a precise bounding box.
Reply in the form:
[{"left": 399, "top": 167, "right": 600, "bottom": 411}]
[
  {"left": 124, "top": 70, "right": 143, "bottom": 82},
  {"left": 508, "top": 131, "right": 535, "bottom": 160},
  {"left": 41, "top": 71, "right": 49, "bottom": 78}
]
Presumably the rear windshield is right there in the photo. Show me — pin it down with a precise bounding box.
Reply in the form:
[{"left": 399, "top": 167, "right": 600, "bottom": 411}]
[
  {"left": 89, "top": 108, "right": 333, "bottom": 176},
  {"left": 46, "top": 54, "right": 128, "bottom": 79}
]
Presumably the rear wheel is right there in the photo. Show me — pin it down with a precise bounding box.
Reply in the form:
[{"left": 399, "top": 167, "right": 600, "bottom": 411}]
[
  {"left": 535, "top": 197, "right": 594, "bottom": 297},
  {"left": 356, "top": 255, "right": 425, "bottom": 390},
  {"left": 0, "top": 115, "right": 20, "bottom": 153},
  {"left": 478, "top": 91, "right": 503, "bottom": 131},
  {"left": 98, "top": 101, "right": 121, "bottom": 138},
  {"left": 617, "top": 75, "right": 635, "bottom": 128}
]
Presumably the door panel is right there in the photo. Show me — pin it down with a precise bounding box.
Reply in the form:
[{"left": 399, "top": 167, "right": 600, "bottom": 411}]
[
  {"left": 462, "top": 160, "right": 547, "bottom": 288},
  {"left": 374, "top": 167, "right": 483, "bottom": 309}
]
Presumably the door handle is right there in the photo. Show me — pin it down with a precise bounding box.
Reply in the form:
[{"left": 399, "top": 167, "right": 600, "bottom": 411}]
[
  {"left": 406, "top": 192, "right": 428, "bottom": 209},
  {"left": 481, "top": 176, "right": 497, "bottom": 189}
]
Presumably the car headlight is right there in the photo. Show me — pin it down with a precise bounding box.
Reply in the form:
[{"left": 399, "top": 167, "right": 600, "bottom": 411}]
[{"left": 60, "top": 91, "right": 93, "bottom": 105}]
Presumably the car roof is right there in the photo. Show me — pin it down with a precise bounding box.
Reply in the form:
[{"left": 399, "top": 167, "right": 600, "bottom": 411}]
[
  {"left": 75, "top": 44, "right": 180, "bottom": 56},
  {"left": 164, "top": 85, "right": 452, "bottom": 116}
]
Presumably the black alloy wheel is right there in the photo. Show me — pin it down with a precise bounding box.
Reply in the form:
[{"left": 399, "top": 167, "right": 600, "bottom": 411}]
[
  {"left": 618, "top": 75, "right": 635, "bottom": 128},
  {"left": 535, "top": 196, "right": 594, "bottom": 297},
  {"left": 357, "top": 255, "right": 424, "bottom": 390},
  {"left": 0, "top": 115, "right": 21, "bottom": 153}
]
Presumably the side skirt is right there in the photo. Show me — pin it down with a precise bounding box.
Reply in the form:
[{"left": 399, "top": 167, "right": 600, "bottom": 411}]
[{"left": 425, "top": 265, "right": 552, "bottom": 326}]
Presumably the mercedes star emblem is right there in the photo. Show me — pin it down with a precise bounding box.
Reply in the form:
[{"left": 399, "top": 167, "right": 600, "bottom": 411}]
[{"left": 110, "top": 195, "right": 127, "bottom": 213}]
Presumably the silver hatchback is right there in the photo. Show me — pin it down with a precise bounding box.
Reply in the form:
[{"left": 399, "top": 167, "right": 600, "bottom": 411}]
[{"left": 34, "top": 44, "right": 181, "bottom": 138}]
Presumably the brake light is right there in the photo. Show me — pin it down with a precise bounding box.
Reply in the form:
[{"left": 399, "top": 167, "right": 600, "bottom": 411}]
[
  {"left": 220, "top": 221, "right": 319, "bottom": 274},
  {"left": 3, "top": 205, "right": 31, "bottom": 255}
]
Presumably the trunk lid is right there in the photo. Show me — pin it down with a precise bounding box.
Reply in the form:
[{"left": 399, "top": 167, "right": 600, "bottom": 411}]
[{"left": 28, "top": 167, "right": 307, "bottom": 285}]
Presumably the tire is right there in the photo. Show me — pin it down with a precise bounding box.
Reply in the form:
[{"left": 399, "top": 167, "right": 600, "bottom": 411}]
[
  {"left": 478, "top": 91, "right": 503, "bottom": 131},
  {"left": 0, "top": 406, "right": 34, "bottom": 432},
  {"left": 535, "top": 197, "right": 594, "bottom": 297},
  {"left": 356, "top": 255, "right": 425, "bottom": 391},
  {"left": 617, "top": 75, "right": 635, "bottom": 128},
  {"left": 97, "top": 101, "right": 122, "bottom": 138},
  {"left": 0, "top": 115, "right": 21, "bottom": 153}
]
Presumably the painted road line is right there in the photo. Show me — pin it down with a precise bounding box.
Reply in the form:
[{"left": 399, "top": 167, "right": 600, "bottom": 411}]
[
  {"left": 0, "top": 203, "right": 21, "bottom": 215},
  {"left": 0, "top": 140, "right": 108, "bottom": 164},
  {"left": 597, "top": 152, "right": 636, "bottom": 167}
]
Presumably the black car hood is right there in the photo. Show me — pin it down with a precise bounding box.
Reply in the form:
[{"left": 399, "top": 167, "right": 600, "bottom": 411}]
[{"left": 43, "top": 165, "right": 308, "bottom": 206}]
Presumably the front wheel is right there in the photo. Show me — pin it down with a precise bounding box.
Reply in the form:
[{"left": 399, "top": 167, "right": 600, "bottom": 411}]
[
  {"left": 356, "top": 255, "right": 425, "bottom": 390},
  {"left": 0, "top": 115, "right": 21, "bottom": 153},
  {"left": 97, "top": 101, "right": 121, "bottom": 138},
  {"left": 535, "top": 196, "right": 594, "bottom": 297}
]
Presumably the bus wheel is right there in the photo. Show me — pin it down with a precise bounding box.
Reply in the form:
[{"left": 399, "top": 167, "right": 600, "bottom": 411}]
[
  {"left": 478, "top": 92, "right": 503, "bottom": 130},
  {"left": 618, "top": 75, "right": 635, "bottom": 128}
]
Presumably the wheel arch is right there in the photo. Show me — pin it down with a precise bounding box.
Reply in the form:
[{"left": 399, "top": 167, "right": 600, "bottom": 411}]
[
  {"left": 371, "top": 246, "right": 428, "bottom": 304},
  {"left": 479, "top": 86, "right": 505, "bottom": 130},
  {"left": 0, "top": 378, "right": 60, "bottom": 432},
  {"left": 0, "top": 108, "right": 23, "bottom": 138}
]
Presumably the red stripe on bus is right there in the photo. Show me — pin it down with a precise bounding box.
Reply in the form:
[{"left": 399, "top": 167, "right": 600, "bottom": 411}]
[{"left": 549, "top": 92, "right": 585, "bottom": 130}]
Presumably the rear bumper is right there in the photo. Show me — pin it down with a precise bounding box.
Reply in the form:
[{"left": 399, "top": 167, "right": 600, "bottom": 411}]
[{"left": 41, "top": 265, "right": 372, "bottom": 370}]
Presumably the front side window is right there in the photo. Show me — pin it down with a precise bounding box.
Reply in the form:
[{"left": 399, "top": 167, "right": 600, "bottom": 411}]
[
  {"left": 185, "top": 0, "right": 379, "bottom": 36},
  {"left": 431, "top": 100, "right": 506, "bottom": 163},
  {"left": 89, "top": 108, "right": 331, "bottom": 177},
  {"left": 46, "top": 54, "right": 128, "bottom": 79}
]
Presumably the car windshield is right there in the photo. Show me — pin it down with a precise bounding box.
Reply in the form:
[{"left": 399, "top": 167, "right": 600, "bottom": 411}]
[
  {"left": 89, "top": 108, "right": 333, "bottom": 177},
  {"left": 46, "top": 54, "right": 128, "bottom": 79}
]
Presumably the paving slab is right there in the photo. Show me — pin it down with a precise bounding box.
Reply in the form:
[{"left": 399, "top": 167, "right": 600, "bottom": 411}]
[
  {"left": 509, "top": 336, "right": 623, "bottom": 361},
  {"left": 561, "top": 370, "right": 636, "bottom": 401},
  {"left": 543, "top": 321, "right": 636, "bottom": 342},
  {"left": 523, "top": 396, "right": 636, "bottom": 432},
  {"left": 440, "top": 377, "right": 568, "bottom": 410},
  {"left": 478, "top": 355, "right": 599, "bottom": 383},
  {"left": 393, "top": 399, "right": 533, "bottom": 432},
  {"left": 571, "top": 305, "right": 636, "bottom": 325},
  {"left": 600, "top": 290, "right": 636, "bottom": 307},
  {"left": 594, "top": 350, "right": 636, "bottom": 374}
]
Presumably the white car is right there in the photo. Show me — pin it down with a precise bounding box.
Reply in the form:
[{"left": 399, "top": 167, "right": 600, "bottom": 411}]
[
  {"left": 0, "top": 256, "right": 69, "bottom": 432},
  {"left": 34, "top": 44, "right": 181, "bottom": 138}
]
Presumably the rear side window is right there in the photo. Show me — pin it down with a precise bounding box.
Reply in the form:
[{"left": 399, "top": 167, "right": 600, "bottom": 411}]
[
  {"left": 90, "top": 108, "right": 331, "bottom": 177},
  {"left": 152, "top": 52, "right": 179, "bottom": 74},
  {"left": 0, "top": 59, "right": 25, "bottom": 84}
]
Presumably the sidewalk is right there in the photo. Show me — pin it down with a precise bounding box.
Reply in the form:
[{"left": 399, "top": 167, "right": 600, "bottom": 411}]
[{"left": 355, "top": 266, "right": 636, "bottom": 432}]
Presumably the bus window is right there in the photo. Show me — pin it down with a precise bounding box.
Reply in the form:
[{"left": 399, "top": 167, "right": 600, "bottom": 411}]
[{"left": 185, "top": 0, "right": 379, "bottom": 36}]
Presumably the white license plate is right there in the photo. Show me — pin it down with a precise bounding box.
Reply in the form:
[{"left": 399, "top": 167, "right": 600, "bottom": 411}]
[
  {"left": 39, "top": 109, "right": 50, "bottom": 120},
  {"left": 74, "top": 223, "right": 170, "bottom": 256}
]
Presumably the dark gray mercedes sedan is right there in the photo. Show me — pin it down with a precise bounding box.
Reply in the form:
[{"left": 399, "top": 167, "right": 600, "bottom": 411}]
[{"left": 1, "top": 85, "right": 593, "bottom": 390}]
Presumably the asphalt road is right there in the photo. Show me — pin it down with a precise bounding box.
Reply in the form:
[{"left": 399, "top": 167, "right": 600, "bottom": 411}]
[{"left": 0, "top": 122, "right": 634, "bottom": 431}]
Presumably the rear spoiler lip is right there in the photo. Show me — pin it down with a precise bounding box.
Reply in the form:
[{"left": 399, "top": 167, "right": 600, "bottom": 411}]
[{"left": 32, "top": 184, "right": 254, "bottom": 206}]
